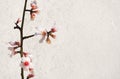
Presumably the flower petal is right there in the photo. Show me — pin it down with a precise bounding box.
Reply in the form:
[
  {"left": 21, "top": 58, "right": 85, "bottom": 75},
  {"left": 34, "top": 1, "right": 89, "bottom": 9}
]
[{"left": 46, "top": 37, "right": 51, "bottom": 44}]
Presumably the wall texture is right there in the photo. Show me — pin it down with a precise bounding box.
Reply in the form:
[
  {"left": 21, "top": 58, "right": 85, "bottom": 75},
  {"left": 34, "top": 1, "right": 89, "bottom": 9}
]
[{"left": 0, "top": 0, "right": 120, "bottom": 79}]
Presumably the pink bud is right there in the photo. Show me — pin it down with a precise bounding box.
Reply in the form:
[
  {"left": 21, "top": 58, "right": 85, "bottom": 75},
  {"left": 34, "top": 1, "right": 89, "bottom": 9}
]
[
  {"left": 29, "top": 68, "right": 34, "bottom": 71},
  {"left": 31, "top": 3, "right": 37, "bottom": 9},
  {"left": 23, "top": 52, "right": 28, "bottom": 57},
  {"left": 51, "top": 27, "right": 57, "bottom": 32},
  {"left": 9, "top": 41, "right": 21, "bottom": 46},
  {"left": 29, "top": 68, "right": 34, "bottom": 74},
  {"left": 27, "top": 74, "right": 34, "bottom": 78},
  {"left": 14, "top": 41, "right": 21, "bottom": 46},
  {"left": 31, "top": 13, "right": 36, "bottom": 20},
  {"left": 16, "top": 18, "right": 21, "bottom": 24}
]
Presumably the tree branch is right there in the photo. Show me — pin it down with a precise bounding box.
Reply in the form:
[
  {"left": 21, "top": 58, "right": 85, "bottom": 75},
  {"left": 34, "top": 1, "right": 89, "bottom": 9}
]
[
  {"left": 20, "top": 0, "right": 28, "bottom": 79},
  {"left": 14, "top": 23, "right": 21, "bottom": 30},
  {"left": 23, "top": 34, "right": 35, "bottom": 40},
  {"left": 25, "top": 9, "right": 31, "bottom": 12}
]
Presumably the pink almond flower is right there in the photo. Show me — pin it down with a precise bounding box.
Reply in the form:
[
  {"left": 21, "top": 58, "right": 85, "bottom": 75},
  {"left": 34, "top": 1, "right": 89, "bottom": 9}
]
[
  {"left": 8, "top": 47, "right": 18, "bottom": 57},
  {"left": 21, "top": 52, "right": 34, "bottom": 78},
  {"left": 8, "top": 41, "right": 20, "bottom": 57},
  {"left": 39, "top": 27, "right": 57, "bottom": 44},
  {"left": 30, "top": 0, "right": 39, "bottom": 20},
  {"left": 31, "top": 1, "right": 37, "bottom": 9},
  {"left": 30, "top": 13, "right": 36, "bottom": 20},
  {"left": 20, "top": 57, "right": 33, "bottom": 71},
  {"left": 9, "top": 41, "right": 21, "bottom": 47},
  {"left": 30, "top": 9, "right": 39, "bottom": 20}
]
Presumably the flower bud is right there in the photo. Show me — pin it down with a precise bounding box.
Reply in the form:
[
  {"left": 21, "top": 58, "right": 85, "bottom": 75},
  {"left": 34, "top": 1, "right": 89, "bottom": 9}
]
[
  {"left": 46, "top": 37, "right": 51, "bottom": 44},
  {"left": 31, "top": 13, "right": 36, "bottom": 20},
  {"left": 27, "top": 74, "right": 34, "bottom": 78},
  {"left": 50, "top": 33, "right": 56, "bottom": 39},
  {"left": 51, "top": 27, "right": 57, "bottom": 32},
  {"left": 16, "top": 18, "right": 21, "bottom": 24}
]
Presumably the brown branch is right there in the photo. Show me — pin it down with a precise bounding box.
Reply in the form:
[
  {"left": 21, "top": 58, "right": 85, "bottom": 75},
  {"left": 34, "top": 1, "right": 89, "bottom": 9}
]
[
  {"left": 25, "top": 9, "right": 31, "bottom": 12},
  {"left": 23, "top": 34, "right": 35, "bottom": 40},
  {"left": 20, "top": 0, "right": 28, "bottom": 79},
  {"left": 14, "top": 23, "right": 21, "bottom": 30},
  {"left": 14, "top": 26, "right": 21, "bottom": 30}
]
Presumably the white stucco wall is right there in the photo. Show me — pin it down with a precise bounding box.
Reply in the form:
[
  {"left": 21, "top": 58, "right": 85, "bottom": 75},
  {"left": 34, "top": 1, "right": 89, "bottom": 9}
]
[{"left": 0, "top": 0, "right": 120, "bottom": 79}]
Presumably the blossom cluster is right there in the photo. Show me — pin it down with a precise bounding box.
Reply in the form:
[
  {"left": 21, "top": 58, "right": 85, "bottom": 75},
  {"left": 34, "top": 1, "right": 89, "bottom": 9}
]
[
  {"left": 21, "top": 52, "right": 34, "bottom": 78},
  {"left": 9, "top": 24, "right": 56, "bottom": 79},
  {"left": 8, "top": 0, "right": 57, "bottom": 78},
  {"left": 8, "top": 42, "right": 34, "bottom": 78},
  {"left": 8, "top": 41, "right": 34, "bottom": 78},
  {"left": 8, "top": 41, "right": 21, "bottom": 57},
  {"left": 30, "top": 0, "right": 39, "bottom": 20},
  {"left": 38, "top": 27, "right": 57, "bottom": 44}
]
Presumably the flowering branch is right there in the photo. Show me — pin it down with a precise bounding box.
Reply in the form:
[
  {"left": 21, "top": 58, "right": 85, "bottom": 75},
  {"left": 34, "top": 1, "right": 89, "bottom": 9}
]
[{"left": 8, "top": 0, "right": 57, "bottom": 79}]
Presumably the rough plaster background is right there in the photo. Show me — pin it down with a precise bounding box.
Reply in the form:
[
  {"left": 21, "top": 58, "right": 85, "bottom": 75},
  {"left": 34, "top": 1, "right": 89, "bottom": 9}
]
[{"left": 0, "top": 0, "right": 120, "bottom": 79}]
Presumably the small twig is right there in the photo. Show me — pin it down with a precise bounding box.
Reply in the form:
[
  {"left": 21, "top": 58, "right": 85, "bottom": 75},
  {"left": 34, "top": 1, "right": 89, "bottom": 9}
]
[
  {"left": 14, "top": 26, "right": 21, "bottom": 30},
  {"left": 47, "top": 31, "right": 51, "bottom": 37},
  {"left": 14, "top": 23, "right": 21, "bottom": 30},
  {"left": 25, "top": 9, "right": 31, "bottom": 12},
  {"left": 23, "top": 34, "right": 35, "bottom": 40},
  {"left": 26, "top": 9, "right": 38, "bottom": 13},
  {"left": 16, "top": 51, "right": 21, "bottom": 53}
]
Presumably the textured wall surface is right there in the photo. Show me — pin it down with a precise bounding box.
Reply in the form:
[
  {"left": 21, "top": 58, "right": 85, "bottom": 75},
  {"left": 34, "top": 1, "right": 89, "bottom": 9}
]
[{"left": 0, "top": 0, "right": 120, "bottom": 79}]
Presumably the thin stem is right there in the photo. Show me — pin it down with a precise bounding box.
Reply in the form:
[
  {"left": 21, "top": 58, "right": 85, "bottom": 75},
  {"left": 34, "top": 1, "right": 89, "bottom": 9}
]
[
  {"left": 23, "top": 34, "right": 35, "bottom": 40},
  {"left": 14, "top": 23, "right": 21, "bottom": 30},
  {"left": 20, "top": 0, "right": 28, "bottom": 79},
  {"left": 27, "top": 77, "right": 29, "bottom": 79},
  {"left": 25, "top": 9, "right": 31, "bottom": 12},
  {"left": 21, "top": 0, "right": 28, "bottom": 30}
]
